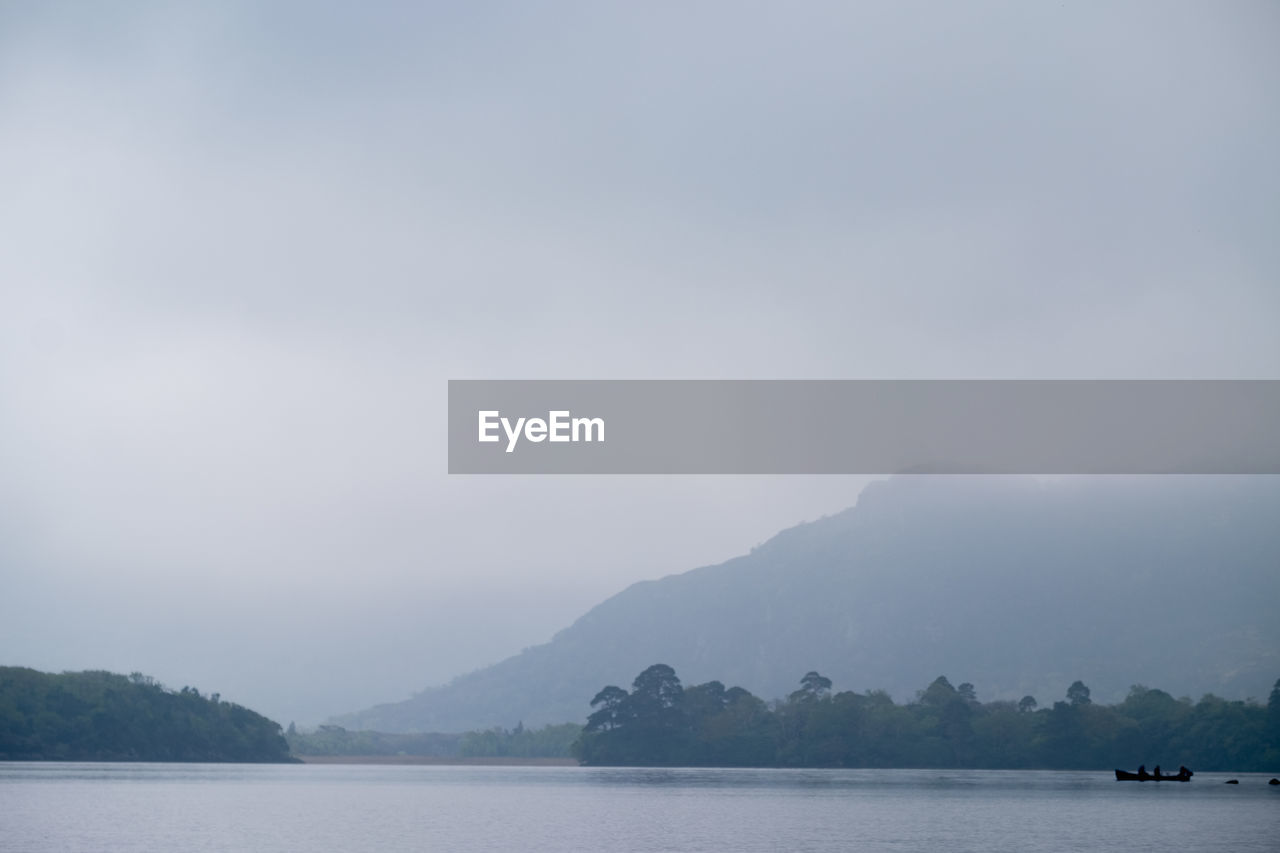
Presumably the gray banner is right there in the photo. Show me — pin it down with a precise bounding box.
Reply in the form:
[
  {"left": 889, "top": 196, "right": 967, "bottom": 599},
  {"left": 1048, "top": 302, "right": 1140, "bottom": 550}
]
[{"left": 447, "top": 380, "right": 1280, "bottom": 474}]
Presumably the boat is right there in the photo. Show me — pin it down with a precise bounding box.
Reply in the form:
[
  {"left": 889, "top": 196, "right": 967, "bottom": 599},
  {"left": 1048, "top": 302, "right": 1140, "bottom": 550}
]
[{"left": 1115, "top": 767, "right": 1193, "bottom": 782}]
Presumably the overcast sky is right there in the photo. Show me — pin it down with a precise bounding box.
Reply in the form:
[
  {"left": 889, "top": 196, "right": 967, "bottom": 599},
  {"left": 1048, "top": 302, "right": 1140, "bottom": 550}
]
[{"left": 2, "top": 1, "right": 1277, "bottom": 726}]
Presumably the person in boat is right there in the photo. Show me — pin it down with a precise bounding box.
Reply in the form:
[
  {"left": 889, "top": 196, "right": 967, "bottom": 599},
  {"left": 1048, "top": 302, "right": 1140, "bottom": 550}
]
[
  {"left": 1152, "top": 765, "right": 1162, "bottom": 779},
  {"left": 1137, "top": 764, "right": 1149, "bottom": 779},
  {"left": 1178, "top": 766, "right": 1191, "bottom": 779}
]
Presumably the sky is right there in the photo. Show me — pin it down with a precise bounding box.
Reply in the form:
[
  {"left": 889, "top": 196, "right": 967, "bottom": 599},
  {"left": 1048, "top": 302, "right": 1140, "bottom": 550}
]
[{"left": 1, "top": 1, "right": 1278, "bottom": 726}]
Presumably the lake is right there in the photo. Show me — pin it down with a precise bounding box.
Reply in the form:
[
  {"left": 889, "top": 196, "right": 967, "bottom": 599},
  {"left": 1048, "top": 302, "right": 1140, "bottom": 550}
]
[{"left": 2, "top": 764, "right": 1277, "bottom": 852}]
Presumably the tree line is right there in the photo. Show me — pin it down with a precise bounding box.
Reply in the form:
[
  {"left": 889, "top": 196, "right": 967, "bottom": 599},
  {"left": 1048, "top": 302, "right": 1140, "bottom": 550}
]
[
  {"left": 0, "top": 667, "right": 294, "bottom": 762},
  {"left": 458, "top": 721, "right": 581, "bottom": 758},
  {"left": 573, "top": 664, "right": 1280, "bottom": 771},
  {"left": 284, "top": 721, "right": 580, "bottom": 758},
  {"left": 283, "top": 724, "right": 462, "bottom": 757}
]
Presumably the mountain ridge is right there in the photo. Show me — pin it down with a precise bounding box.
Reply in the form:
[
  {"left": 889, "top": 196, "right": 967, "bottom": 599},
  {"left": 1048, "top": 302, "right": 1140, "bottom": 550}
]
[{"left": 334, "top": 476, "right": 1280, "bottom": 733}]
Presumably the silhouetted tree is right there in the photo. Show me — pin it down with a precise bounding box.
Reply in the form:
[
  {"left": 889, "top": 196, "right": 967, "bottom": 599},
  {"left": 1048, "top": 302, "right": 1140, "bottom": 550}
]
[
  {"left": 920, "top": 676, "right": 957, "bottom": 707},
  {"left": 1269, "top": 678, "right": 1280, "bottom": 731},
  {"left": 1067, "top": 680, "right": 1092, "bottom": 706},
  {"left": 629, "top": 665, "right": 684, "bottom": 721},
  {"left": 572, "top": 666, "right": 1279, "bottom": 771},
  {"left": 790, "top": 671, "right": 833, "bottom": 703},
  {"left": 585, "top": 685, "right": 628, "bottom": 732},
  {"left": 684, "top": 681, "right": 729, "bottom": 729}
]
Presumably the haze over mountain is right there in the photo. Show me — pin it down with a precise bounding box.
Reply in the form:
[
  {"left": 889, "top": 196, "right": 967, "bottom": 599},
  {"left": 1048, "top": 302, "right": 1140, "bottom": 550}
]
[
  {"left": 5, "top": 2, "right": 1277, "bottom": 731},
  {"left": 335, "top": 476, "right": 1280, "bottom": 733}
]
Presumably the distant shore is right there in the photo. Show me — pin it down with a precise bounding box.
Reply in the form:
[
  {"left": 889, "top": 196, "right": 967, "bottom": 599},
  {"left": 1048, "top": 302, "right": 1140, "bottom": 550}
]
[{"left": 295, "top": 755, "right": 579, "bottom": 766}]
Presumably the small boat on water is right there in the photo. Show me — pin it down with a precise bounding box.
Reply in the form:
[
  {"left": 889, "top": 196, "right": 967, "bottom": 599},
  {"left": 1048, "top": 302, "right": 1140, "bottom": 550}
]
[{"left": 1115, "top": 766, "right": 1193, "bottom": 782}]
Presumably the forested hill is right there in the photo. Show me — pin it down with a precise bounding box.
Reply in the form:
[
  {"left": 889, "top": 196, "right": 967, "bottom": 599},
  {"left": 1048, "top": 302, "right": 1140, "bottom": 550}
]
[
  {"left": 335, "top": 476, "right": 1280, "bottom": 733},
  {"left": 0, "top": 668, "right": 294, "bottom": 762},
  {"left": 573, "top": 664, "right": 1280, "bottom": 771}
]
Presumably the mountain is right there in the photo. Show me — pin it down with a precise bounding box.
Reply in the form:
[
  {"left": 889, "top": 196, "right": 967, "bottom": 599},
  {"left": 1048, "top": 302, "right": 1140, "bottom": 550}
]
[{"left": 333, "top": 476, "right": 1280, "bottom": 733}]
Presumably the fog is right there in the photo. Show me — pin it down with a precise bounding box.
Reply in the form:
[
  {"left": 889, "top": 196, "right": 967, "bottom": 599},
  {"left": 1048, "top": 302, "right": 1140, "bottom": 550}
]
[{"left": 1, "top": 2, "right": 1277, "bottom": 726}]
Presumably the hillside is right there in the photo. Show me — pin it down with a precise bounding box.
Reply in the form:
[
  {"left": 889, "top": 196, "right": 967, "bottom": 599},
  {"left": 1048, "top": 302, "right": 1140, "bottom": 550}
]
[
  {"left": 572, "top": 664, "right": 1280, "bottom": 771},
  {"left": 0, "top": 668, "right": 294, "bottom": 762},
  {"left": 334, "top": 476, "right": 1280, "bottom": 733}
]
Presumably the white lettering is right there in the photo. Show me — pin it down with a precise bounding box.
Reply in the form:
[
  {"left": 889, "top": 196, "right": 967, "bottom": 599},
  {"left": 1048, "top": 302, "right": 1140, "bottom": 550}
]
[
  {"left": 549, "top": 410, "right": 571, "bottom": 442},
  {"left": 572, "top": 416, "right": 605, "bottom": 443},
  {"left": 480, "top": 410, "right": 605, "bottom": 453},
  {"left": 478, "top": 411, "right": 500, "bottom": 442},
  {"left": 502, "top": 416, "right": 526, "bottom": 453}
]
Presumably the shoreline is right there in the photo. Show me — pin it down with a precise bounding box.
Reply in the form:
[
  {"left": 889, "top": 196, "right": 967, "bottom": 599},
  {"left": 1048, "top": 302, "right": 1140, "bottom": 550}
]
[{"left": 295, "top": 755, "right": 578, "bottom": 766}]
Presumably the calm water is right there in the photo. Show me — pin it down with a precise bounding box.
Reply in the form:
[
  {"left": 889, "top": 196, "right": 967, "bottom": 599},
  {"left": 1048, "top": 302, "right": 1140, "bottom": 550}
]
[{"left": 2, "top": 764, "right": 1277, "bottom": 852}]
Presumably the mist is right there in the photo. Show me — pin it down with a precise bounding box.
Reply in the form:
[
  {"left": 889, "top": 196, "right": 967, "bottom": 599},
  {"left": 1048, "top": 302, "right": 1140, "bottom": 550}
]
[{"left": 2, "top": 2, "right": 1277, "bottom": 726}]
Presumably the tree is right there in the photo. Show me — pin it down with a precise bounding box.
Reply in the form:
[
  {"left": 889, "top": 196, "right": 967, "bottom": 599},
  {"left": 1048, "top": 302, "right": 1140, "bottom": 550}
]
[
  {"left": 0, "top": 667, "right": 292, "bottom": 762},
  {"left": 1066, "top": 681, "right": 1092, "bottom": 706},
  {"left": 627, "top": 664, "right": 685, "bottom": 737},
  {"left": 585, "top": 685, "right": 628, "bottom": 732},
  {"left": 572, "top": 670, "right": 1279, "bottom": 772},
  {"left": 957, "top": 683, "right": 977, "bottom": 704},
  {"left": 684, "top": 681, "right": 729, "bottom": 729},
  {"left": 1263, "top": 679, "right": 1280, "bottom": 767},
  {"left": 920, "top": 676, "right": 957, "bottom": 707},
  {"left": 631, "top": 665, "right": 683, "bottom": 712},
  {"left": 790, "top": 671, "right": 833, "bottom": 703}
]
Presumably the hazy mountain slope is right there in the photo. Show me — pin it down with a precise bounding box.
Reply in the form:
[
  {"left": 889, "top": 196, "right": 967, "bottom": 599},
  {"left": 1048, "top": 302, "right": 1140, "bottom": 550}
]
[{"left": 334, "top": 477, "right": 1280, "bottom": 732}]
